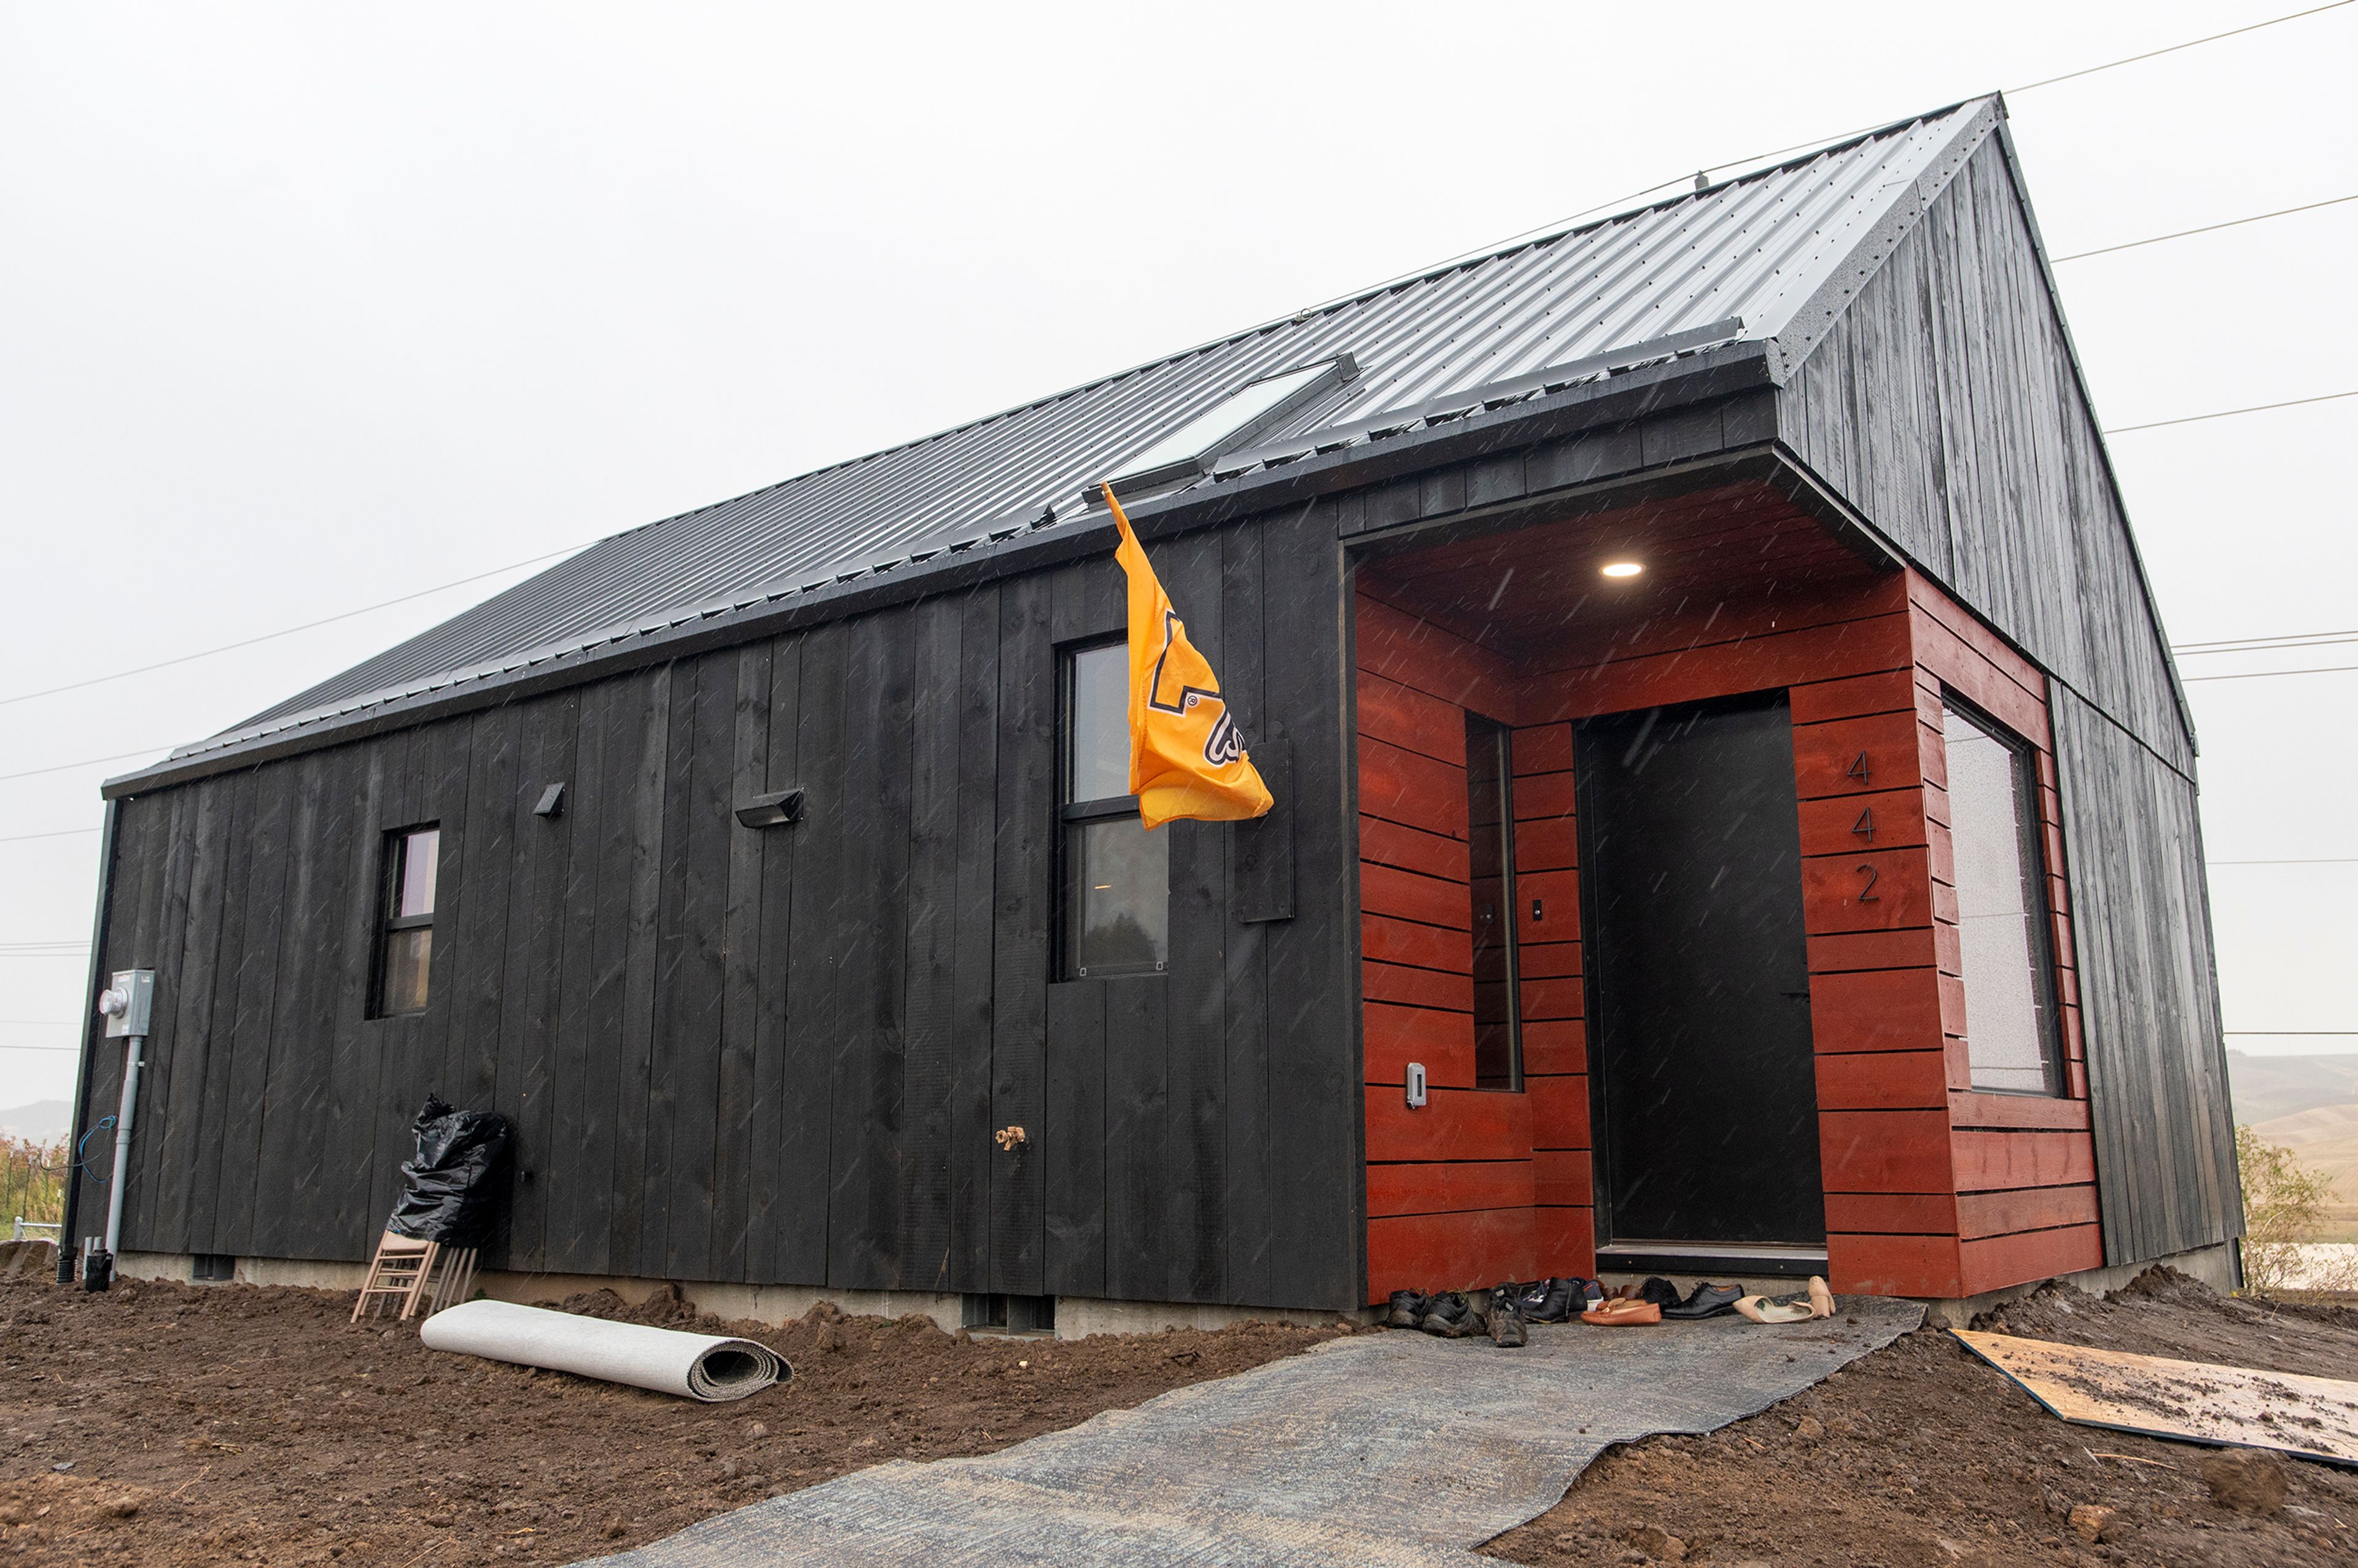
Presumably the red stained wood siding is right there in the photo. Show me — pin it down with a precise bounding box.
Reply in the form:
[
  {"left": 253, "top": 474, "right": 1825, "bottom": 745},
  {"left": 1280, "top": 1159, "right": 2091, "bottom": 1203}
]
[{"left": 1358, "top": 489, "right": 2103, "bottom": 1303}]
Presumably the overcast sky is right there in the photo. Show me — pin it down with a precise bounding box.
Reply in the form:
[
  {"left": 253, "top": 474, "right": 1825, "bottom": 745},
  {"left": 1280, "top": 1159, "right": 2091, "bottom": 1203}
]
[{"left": 4, "top": 2, "right": 2353, "bottom": 1109}]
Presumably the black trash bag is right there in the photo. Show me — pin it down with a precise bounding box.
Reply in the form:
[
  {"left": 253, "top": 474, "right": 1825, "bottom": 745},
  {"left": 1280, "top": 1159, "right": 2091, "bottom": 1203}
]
[{"left": 386, "top": 1094, "right": 512, "bottom": 1248}]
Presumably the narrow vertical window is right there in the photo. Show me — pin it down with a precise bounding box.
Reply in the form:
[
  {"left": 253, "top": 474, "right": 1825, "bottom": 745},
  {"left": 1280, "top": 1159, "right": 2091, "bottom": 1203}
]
[
  {"left": 1942, "top": 699, "right": 2062, "bottom": 1094},
  {"left": 373, "top": 825, "right": 440, "bottom": 1017},
  {"left": 1060, "top": 643, "right": 1168, "bottom": 979},
  {"left": 1466, "top": 713, "right": 1522, "bottom": 1090}
]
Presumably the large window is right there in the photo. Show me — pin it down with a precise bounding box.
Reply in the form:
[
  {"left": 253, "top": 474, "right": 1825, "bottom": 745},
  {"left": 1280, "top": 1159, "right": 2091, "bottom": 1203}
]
[
  {"left": 1942, "top": 699, "right": 2061, "bottom": 1094},
  {"left": 1060, "top": 643, "right": 1168, "bottom": 979},
  {"left": 373, "top": 825, "right": 440, "bottom": 1017},
  {"left": 1466, "top": 713, "right": 1523, "bottom": 1091}
]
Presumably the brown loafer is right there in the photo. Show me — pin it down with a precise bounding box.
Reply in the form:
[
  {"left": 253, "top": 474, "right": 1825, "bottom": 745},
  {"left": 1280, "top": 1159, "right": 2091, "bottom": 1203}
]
[{"left": 1580, "top": 1298, "right": 1662, "bottom": 1325}]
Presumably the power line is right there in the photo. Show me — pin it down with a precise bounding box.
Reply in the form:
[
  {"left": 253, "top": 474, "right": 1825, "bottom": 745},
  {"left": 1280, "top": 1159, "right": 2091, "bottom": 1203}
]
[
  {"left": 0, "top": 1044, "right": 80, "bottom": 1052},
  {"left": 2174, "top": 627, "right": 2358, "bottom": 653},
  {"left": 2181, "top": 662, "right": 2358, "bottom": 682},
  {"left": 0, "top": 747, "right": 172, "bottom": 785},
  {"left": 2211, "top": 857, "right": 2358, "bottom": 865},
  {"left": 2009, "top": 1, "right": 2354, "bottom": 92},
  {"left": 0, "top": 827, "right": 101, "bottom": 845},
  {"left": 1297, "top": 6, "right": 2358, "bottom": 333},
  {"left": 2224, "top": 1030, "right": 2358, "bottom": 1037},
  {"left": 0, "top": 540, "right": 590, "bottom": 710},
  {"left": 2106, "top": 389, "right": 2358, "bottom": 433},
  {"left": 2052, "top": 193, "right": 2358, "bottom": 262}
]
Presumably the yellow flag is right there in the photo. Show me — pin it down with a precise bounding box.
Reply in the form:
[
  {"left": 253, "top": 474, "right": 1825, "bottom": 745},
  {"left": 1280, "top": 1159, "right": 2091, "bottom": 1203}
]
[{"left": 1105, "top": 485, "right": 1274, "bottom": 829}]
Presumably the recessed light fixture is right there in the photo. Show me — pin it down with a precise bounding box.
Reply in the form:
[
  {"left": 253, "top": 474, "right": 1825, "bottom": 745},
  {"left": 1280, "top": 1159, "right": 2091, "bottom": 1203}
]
[{"left": 1601, "top": 561, "right": 1643, "bottom": 578}]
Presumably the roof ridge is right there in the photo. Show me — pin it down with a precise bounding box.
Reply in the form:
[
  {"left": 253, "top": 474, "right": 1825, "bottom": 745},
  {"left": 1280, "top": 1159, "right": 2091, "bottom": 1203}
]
[{"left": 598, "top": 97, "right": 1997, "bottom": 554}]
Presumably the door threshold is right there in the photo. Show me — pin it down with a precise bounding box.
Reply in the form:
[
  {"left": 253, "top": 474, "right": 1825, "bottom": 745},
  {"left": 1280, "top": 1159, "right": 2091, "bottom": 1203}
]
[{"left": 1597, "top": 1241, "right": 1829, "bottom": 1279}]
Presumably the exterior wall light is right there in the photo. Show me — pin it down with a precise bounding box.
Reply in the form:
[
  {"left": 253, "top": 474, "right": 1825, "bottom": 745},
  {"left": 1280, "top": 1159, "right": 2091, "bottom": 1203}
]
[
  {"left": 1601, "top": 562, "right": 1644, "bottom": 578},
  {"left": 734, "top": 788, "right": 806, "bottom": 829}
]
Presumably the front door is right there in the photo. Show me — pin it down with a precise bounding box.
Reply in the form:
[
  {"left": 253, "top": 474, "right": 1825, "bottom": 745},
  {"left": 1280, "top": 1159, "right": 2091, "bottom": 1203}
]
[{"left": 1576, "top": 691, "right": 1824, "bottom": 1250}]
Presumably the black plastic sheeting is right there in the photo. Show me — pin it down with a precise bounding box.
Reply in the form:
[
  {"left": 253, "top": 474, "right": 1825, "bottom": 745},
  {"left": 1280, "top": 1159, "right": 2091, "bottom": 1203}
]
[{"left": 387, "top": 1095, "right": 512, "bottom": 1248}]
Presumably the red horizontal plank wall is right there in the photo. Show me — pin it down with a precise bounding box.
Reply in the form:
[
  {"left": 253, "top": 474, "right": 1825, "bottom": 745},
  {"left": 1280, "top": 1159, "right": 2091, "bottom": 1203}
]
[
  {"left": 1906, "top": 572, "right": 2104, "bottom": 1295},
  {"left": 1358, "top": 589, "right": 1538, "bottom": 1301}
]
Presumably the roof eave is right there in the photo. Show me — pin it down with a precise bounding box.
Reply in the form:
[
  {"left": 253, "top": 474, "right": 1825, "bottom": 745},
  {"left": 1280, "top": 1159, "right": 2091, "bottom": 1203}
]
[{"left": 100, "top": 340, "right": 1778, "bottom": 799}]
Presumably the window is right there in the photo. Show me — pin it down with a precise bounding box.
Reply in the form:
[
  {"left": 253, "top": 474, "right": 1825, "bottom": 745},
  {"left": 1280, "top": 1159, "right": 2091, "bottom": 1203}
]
[
  {"left": 373, "top": 825, "right": 440, "bottom": 1017},
  {"left": 1103, "top": 356, "right": 1355, "bottom": 496},
  {"left": 1466, "top": 713, "right": 1523, "bottom": 1090},
  {"left": 1942, "top": 699, "right": 2061, "bottom": 1094},
  {"left": 1060, "top": 643, "right": 1168, "bottom": 979}
]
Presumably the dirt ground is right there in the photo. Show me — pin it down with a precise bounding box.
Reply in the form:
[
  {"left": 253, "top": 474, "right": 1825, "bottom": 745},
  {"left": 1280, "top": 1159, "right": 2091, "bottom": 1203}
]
[
  {"left": 1484, "top": 1271, "right": 2358, "bottom": 1568},
  {"left": 7, "top": 1256, "right": 2357, "bottom": 1567},
  {"left": 0, "top": 1259, "right": 1352, "bottom": 1566}
]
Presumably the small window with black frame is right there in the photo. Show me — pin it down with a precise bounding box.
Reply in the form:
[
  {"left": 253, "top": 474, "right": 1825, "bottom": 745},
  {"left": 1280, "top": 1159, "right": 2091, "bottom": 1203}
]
[
  {"left": 1060, "top": 642, "right": 1168, "bottom": 979},
  {"left": 1466, "top": 712, "right": 1523, "bottom": 1091},
  {"left": 1941, "top": 696, "right": 2063, "bottom": 1094},
  {"left": 373, "top": 825, "right": 441, "bottom": 1017}
]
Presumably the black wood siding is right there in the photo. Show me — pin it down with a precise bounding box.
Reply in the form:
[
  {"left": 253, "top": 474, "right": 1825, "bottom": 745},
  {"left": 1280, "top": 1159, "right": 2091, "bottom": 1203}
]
[
  {"left": 1776, "top": 135, "right": 2239, "bottom": 1265},
  {"left": 74, "top": 506, "right": 1365, "bottom": 1311}
]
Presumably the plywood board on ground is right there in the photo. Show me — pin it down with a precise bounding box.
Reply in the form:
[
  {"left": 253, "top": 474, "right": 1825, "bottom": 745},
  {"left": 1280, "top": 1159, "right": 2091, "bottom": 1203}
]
[{"left": 1953, "top": 1329, "right": 2358, "bottom": 1467}]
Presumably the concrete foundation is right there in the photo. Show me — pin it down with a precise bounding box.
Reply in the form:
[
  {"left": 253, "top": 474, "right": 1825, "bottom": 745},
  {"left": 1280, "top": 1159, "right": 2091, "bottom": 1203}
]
[
  {"left": 113, "top": 1241, "right": 2241, "bottom": 1337},
  {"left": 1910, "top": 1240, "right": 2241, "bottom": 1328},
  {"left": 107, "top": 1252, "right": 1346, "bottom": 1340}
]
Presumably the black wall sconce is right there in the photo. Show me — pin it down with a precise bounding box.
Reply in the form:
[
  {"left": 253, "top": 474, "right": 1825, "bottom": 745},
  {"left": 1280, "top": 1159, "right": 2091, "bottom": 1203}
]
[{"left": 735, "top": 788, "right": 806, "bottom": 829}]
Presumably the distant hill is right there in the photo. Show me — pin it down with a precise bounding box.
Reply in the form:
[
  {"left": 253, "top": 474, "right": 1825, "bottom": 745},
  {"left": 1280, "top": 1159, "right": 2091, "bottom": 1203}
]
[
  {"left": 2225, "top": 1051, "right": 2358, "bottom": 1127},
  {"left": 0, "top": 1100, "right": 71, "bottom": 1141}
]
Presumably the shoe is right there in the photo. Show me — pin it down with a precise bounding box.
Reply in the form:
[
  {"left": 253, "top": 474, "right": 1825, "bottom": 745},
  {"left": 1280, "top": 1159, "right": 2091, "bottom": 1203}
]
[
  {"left": 1580, "top": 1298, "right": 1662, "bottom": 1326},
  {"left": 1808, "top": 1276, "right": 1835, "bottom": 1319},
  {"left": 1418, "top": 1291, "right": 1479, "bottom": 1337},
  {"left": 1385, "top": 1289, "right": 1430, "bottom": 1330},
  {"left": 1662, "top": 1283, "right": 1743, "bottom": 1320},
  {"left": 1733, "top": 1292, "right": 1813, "bottom": 1324},
  {"left": 1486, "top": 1287, "right": 1528, "bottom": 1348},
  {"left": 1636, "top": 1276, "right": 1681, "bottom": 1307},
  {"left": 1514, "top": 1277, "right": 1581, "bottom": 1324}
]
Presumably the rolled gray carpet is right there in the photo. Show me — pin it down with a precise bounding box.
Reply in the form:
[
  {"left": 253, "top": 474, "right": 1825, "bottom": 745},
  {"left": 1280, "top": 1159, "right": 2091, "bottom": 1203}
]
[{"left": 420, "top": 1300, "right": 787, "bottom": 1401}]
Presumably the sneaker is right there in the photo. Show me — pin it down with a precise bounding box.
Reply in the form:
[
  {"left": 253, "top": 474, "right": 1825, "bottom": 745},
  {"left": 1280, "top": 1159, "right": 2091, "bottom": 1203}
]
[
  {"left": 1486, "top": 1287, "right": 1528, "bottom": 1348},
  {"left": 1662, "top": 1283, "right": 1743, "bottom": 1320},
  {"left": 1385, "top": 1289, "right": 1430, "bottom": 1330},
  {"left": 1418, "top": 1291, "right": 1479, "bottom": 1338}
]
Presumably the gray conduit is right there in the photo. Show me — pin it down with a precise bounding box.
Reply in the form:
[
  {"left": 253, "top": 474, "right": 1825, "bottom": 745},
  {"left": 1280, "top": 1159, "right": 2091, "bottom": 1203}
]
[{"left": 421, "top": 1300, "right": 788, "bottom": 1402}]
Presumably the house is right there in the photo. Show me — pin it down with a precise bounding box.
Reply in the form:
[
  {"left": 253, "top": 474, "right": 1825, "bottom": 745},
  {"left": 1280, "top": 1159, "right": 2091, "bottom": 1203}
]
[{"left": 64, "top": 95, "right": 2241, "bottom": 1328}]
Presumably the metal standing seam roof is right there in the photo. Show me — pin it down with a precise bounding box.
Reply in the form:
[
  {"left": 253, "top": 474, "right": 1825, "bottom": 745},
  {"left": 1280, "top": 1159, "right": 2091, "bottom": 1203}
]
[{"left": 183, "top": 97, "right": 1999, "bottom": 766}]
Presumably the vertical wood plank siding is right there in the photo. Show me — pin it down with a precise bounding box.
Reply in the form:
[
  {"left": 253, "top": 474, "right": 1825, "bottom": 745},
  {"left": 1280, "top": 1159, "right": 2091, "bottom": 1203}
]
[
  {"left": 1778, "top": 135, "right": 2235, "bottom": 1270},
  {"left": 78, "top": 510, "right": 1364, "bottom": 1313}
]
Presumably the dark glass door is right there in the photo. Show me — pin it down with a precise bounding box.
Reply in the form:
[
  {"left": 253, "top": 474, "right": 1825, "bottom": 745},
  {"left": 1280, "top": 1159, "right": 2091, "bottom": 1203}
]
[{"left": 1576, "top": 692, "right": 1824, "bottom": 1248}]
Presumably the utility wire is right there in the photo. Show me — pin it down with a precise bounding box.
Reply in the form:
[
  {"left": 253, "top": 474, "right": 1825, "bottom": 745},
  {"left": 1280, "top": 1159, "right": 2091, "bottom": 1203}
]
[
  {"left": 2212, "top": 857, "right": 2358, "bottom": 864},
  {"left": 2051, "top": 193, "right": 2358, "bottom": 262},
  {"left": 2009, "top": 1, "right": 2354, "bottom": 93},
  {"left": 0, "top": 540, "right": 590, "bottom": 710},
  {"left": 2175, "top": 627, "right": 2358, "bottom": 653},
  {"left": 0, "top": 827, "right": 101, "bottom": 844},
  {"left": 1326, "top": 1, "right": 2358, "bottom": 301},
  {"left": 2105, "top": 389, "right": 2358, "bottom": 433},
  {"left": 2224, "top": 1030, "right": 2358, "bottom": 1036},
  {"left": 0, "top": 747, "right": 173, "bottom": 785},
  {"left": 2181, "top": 662, "right": 2358, "bottom": 682}
]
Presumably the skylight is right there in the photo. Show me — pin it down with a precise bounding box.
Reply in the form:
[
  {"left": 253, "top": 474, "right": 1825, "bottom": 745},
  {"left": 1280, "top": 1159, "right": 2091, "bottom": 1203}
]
[{"left": 1105, "top": 354, "right": 1356, "bottom": 496}]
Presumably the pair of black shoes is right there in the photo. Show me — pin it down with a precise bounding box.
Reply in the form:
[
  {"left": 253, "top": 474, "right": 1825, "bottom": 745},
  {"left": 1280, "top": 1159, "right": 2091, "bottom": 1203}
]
[{"left": 1385, "top": 1288, "right": 1527, "bottom": 1348}]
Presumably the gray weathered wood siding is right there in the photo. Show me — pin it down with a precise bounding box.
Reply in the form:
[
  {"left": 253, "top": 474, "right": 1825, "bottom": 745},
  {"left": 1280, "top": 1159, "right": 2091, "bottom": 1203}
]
[
  {"left": 73, "top": 506, "right": 1366, "bottom": 1311},
  {"left": 1778, "top": 134, "right": 2239, "bottom": 1265},
  {"left": 2049, "top": 689, "right": 2241, "bottom": 1263}
]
